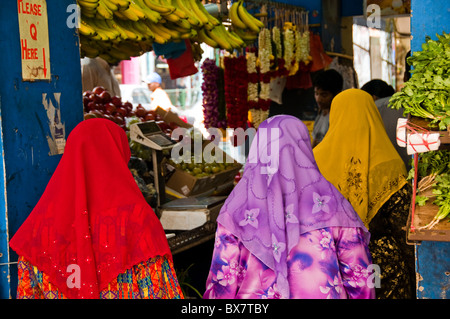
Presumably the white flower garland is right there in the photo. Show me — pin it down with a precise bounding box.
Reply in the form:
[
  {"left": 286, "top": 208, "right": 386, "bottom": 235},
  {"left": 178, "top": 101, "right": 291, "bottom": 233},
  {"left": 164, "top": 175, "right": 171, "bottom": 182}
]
[
  {"left": 247, "top": 52, "right": 259, "bottom": 103},
  {"left": 272, "top": 26, "right": 282, "bottom": 58},
  {"left": 297, "top": 30, "right": 310, "bottom": 63},
  {"left": 283, "top": 27, "right": 295, "bottom": 73}
]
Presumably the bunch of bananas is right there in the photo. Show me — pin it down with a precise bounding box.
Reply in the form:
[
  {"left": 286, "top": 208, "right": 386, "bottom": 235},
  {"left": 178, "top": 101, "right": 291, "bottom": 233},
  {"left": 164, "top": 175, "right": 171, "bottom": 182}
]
[
  {"left": 78, "top": 0, "right": 251, "bottom": 64},
  {"left": 228, "top": 0, "right": 264, "bottom": 45}
]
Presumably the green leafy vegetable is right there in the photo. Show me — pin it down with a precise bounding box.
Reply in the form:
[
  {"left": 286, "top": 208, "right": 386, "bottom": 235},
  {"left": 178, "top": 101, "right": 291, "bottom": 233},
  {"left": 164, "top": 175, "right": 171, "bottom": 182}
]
[
  {"left": 389, "top": 32, "right": 450, "bottom": 130},
  {"left": 411, "top": 150, "right": 450, "bottom": 229}
]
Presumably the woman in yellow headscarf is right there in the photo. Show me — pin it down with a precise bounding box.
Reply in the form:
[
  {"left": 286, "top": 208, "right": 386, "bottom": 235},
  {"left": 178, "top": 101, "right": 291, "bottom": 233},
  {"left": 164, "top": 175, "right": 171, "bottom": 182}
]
[{"left": 313, "top": 89, "right": 415, "bottom": 299}]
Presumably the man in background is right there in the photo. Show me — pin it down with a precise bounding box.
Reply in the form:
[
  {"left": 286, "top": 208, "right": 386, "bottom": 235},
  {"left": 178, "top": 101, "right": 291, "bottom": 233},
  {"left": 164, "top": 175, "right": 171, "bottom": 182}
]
[
  {"left": 311, "top": 69, "right": 344, "bottom": 147},
  {"left": 145, "top": 72, "right": 174, "bottom": 111},
  {"left": 81, "top": 57, "right": 121, "bottom": 97}
]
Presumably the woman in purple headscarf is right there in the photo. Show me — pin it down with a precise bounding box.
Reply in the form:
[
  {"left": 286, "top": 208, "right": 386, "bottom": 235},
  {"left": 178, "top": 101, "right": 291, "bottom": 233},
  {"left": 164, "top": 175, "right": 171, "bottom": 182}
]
[{"left": 203, "top": 115, "right": 375, "bottom": 299}]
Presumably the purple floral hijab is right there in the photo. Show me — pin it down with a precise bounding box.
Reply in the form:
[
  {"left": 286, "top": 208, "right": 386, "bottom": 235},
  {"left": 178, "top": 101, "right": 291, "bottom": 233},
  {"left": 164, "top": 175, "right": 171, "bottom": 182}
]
[{"left": 216, "top": 115, "right": 369, "bottom": 298}]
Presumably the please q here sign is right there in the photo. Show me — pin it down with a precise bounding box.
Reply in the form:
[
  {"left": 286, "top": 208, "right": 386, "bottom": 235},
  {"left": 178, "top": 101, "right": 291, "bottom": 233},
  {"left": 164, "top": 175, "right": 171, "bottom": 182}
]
[{"left": 18, "top": 0, "right": 51, "bottom": 81}]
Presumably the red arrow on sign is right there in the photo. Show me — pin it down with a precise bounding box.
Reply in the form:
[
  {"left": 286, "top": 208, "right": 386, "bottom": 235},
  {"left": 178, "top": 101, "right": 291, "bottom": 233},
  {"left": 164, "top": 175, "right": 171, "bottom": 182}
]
[{"left": 42, "top": 48, "right": 47, "bottom": 77}]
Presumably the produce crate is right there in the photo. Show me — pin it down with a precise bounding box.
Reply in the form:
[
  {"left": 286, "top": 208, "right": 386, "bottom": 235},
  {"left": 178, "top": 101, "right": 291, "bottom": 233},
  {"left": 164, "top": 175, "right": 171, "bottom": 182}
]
[
  {"left": 165, "top": 140, "right": 242, "bottom": 197},
  {"left": 155, "top": 107, "right": 193, "bottom": 129},
  {"left": 407, "top": 189, "right": 450, "bottom": 243}
]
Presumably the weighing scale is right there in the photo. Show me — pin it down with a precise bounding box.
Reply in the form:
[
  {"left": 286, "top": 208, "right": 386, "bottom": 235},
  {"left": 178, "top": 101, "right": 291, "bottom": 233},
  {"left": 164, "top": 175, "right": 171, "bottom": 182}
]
[
  {"left": 130, "top": 121, "right": 178, "bottom": 212},
  {"left": 130, "top": 121, "right": 226, "bottom": 231}
]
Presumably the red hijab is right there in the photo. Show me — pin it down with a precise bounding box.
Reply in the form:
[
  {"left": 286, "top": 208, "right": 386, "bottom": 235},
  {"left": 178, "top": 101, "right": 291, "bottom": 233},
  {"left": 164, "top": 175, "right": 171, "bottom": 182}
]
[{"left": 10, "top": 118, "right": 171, "bottom": 299}]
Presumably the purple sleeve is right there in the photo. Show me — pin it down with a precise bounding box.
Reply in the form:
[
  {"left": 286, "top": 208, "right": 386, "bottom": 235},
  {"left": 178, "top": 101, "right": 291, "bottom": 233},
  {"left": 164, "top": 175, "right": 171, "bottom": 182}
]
[
  {"left": 334, "top": 227, "right": 376, "bottom": 299},
  {"left": 203, "top": 224, "right": 243, "bottom": 299}
]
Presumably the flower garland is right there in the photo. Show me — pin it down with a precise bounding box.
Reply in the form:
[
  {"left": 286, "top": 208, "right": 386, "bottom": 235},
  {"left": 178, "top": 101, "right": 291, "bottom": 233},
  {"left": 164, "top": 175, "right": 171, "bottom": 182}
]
[
  {"left": 257, "top": 28, "right": 271, "bottom": 110},
  {"left": 246, "top": 50, "right": 259, "bottom": 110},
  {"left": 224, "top": 55, "right": 249, "bottom": 129},
  {"left": 201, "top": 58, "right": 226, "bottom": 129},
  {"left": 283, "top": 23, "right": 296, "bottom": 76},
  {"left": 296, "top": 30, "right": 311, "bottom": 64},
  {"left": 272, "top": 26, "right": 289, "bottom": 78}
]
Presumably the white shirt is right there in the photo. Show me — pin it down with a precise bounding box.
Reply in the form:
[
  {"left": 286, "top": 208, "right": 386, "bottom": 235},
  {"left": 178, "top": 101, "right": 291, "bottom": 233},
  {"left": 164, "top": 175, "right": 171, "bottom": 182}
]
[{"left": 149, "top": 87, "right": 173, "bottom": 111}]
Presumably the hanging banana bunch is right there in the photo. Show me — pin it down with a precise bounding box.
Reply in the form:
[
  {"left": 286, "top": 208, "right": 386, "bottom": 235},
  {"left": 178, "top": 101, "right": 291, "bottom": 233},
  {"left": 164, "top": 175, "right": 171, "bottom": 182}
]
[
  {"left": 229, "top": 0, "right": 264, "bottom": 45},
  {"left": 77, "top": 0, "right": 251, "bottom": 63}
]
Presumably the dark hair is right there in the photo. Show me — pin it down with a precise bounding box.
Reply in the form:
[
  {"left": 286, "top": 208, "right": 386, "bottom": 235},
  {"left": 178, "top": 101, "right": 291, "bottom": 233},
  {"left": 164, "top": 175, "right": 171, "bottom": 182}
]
[
  {"left": 312, "top": 69, "right": 344, "bottom": 96},
  {"left": 361, "top": 79, "right": 395, "bottom": 98}
]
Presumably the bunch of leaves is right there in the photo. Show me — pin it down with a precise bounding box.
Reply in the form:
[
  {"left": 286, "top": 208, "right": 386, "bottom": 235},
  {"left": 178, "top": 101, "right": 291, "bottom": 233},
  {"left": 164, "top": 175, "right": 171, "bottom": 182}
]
[
  {"left": 389, "top": 32, "right": 450, "bottom": 130},
  {"left": 409, "top": 150, "right": 450, "bottom": 229}
]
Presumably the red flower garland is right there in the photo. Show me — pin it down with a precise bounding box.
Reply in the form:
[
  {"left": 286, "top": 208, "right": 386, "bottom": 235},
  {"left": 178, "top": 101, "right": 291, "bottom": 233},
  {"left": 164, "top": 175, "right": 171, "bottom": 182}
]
[{"left": 224, "top": 56, "right": 249, "bottom": 129}]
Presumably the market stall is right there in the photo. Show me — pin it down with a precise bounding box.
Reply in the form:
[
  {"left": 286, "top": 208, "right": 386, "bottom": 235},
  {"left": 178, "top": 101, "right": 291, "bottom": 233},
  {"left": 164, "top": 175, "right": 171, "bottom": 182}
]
[{"left": 390, "top": 0, "right": 450, "bottom": 298}]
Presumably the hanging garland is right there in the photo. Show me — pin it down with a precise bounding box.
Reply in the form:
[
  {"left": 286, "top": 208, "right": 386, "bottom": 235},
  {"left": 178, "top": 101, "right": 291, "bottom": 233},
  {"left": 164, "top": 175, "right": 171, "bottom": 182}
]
[
  {"left": 247, "top": 50, "right": 259, "bottom": 110},
  {"left": 201, "top": 58, "right": 226, "bottom": 129},
  {"left": 283, "top": 23, "right": 296, "bottom": 76},
  {"left": 224, "top": 55, "right": 249, "bottom": 129}
]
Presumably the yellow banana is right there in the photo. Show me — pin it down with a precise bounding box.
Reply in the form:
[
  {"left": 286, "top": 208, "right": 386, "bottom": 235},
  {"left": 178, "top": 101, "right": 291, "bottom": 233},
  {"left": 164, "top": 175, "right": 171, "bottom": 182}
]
[
  {"left": 108, "top": 47, "right": 131, "bottom": 61},
  {"left": 119, "top": 6, "right": 140, "bottom": 21},
  {"left": 180, "top": 0, "right": 202, "bottom": 28},
  {"left": 95, "top": 18, "right": 119, "bottom": 36},
  {"left": 196, "top": 0, "right": 220, "bottom": 26},
  {"left": 133, "top": 0, "right": 161, "bottom": 23},
  {"left": 223, "top": 27, "right": 245, "bottom": 48},
  {"left": 144, "top": 21, "right": 172, "bottom": 43},
  {"left": 108, "top": 0, "right": 130, "bottom": 10},
  {"left": 165, "top": 21, "right": 190, "bottom": 34},
  {"left": 142, "top": 0, "right": 174, "bottom": 14},
  {"left": 78, "top": 0, "right": 99, "bottom": 10},
  {"left": 237, "top": 1, "right": 263, "bottom": 32},
  {"left": 173, "top": 0, "right": 199, "bottom": 26},
  {"left": 113, "top": 19, "right": 140, "bottom": 39},
  {"left": 96, "top": 1, "right": 114, "bottom": 19},
  {"left": 229, "top": 0, "right": 246, "bottom": 29},
  {"left": 84, "top": 18, "right": 113, "bottom": 40},
  {"left": 234, "top": 27, "right": 258, "bottom": 41},
  {"left": 187, "top": 0, "right": 208, "bottom": 25},
  {"left": 162, "top": 11, "right": 181, "bottom": 23},
  {"left": 104, "top": 18, "right": 129, "bottom": 40},
  {"left": 197, "top": 28, "right": 218, "bottom": 48},
  {"left": 101, "top": 0, "right": 119, "bottom": 12},
  {"left": 131, "top": 20, "right": 155, "bottom": 39},
  {"left": 113, "top": 41, "right": 143, "bottom": 57},
  {"left": 175, "top": 18, "right": 191, "bottom": 30},
  {"left": 207, "top": 27, "right": 232, "bottom": 51},
  {"left": 127, "top": 1, "right": 147, "bottom": 19},
  {"left": 78, "top": 20, "right": 97, "bottom": 36}
]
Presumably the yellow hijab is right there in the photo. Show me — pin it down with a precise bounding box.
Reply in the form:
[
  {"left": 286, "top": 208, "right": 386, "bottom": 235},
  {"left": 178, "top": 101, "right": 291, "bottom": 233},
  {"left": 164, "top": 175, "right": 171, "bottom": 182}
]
[{"left": 313, "top": 89, "right": 407, "bottom": 228}]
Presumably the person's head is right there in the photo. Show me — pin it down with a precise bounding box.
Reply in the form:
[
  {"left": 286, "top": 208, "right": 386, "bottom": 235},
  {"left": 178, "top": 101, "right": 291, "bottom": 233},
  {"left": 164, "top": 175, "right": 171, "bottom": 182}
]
[
  {"left": 145, "top": 72, "right": 162, "bottom": 92},
  {"left": 313, "top": 69, "right": 344, "bottom": 111},
  {"left": 361, "top": 79, "right": 395, "bottom": 101}
]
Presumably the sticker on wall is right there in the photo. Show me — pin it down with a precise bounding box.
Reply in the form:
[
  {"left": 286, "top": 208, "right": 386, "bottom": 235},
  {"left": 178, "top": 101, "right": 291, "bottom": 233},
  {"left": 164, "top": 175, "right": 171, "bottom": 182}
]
[
  {"left": 42, "top": 93, "right": 66, "bottom": 155},
  {"left": 18, "top": 0, "right": 51, "bottom": 81}
]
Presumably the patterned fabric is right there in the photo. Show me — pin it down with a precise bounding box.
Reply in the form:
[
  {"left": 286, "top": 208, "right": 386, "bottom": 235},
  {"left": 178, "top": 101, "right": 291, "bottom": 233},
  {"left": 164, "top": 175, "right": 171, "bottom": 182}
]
[
  {"left": 16, "top": 255, "right": 183, "bottom": 299},
  {"left": 204, "top": 224, "right": 375, "bottom": 299},
  {"left": 368, "top": 184, "right": 416, "bottom": 299},
  {"left": 216, "top": 115, "right": 369, "bottom": 298},
  {"left": 313, "top": 89, "right": 408, "bottom": 228}
]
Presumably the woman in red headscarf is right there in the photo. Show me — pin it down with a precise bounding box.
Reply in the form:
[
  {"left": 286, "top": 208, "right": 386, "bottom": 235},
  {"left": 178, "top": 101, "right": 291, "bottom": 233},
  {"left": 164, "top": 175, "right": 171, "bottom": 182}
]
[{"left": 10, "top": 118, "right": 183, "bottom": 299}]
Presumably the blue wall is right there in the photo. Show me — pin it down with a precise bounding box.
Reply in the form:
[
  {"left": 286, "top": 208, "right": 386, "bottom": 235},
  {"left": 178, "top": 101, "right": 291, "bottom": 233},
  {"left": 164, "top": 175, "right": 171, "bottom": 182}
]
[{"left": 0, "top": 0, "right": 83, "bottom": 298}]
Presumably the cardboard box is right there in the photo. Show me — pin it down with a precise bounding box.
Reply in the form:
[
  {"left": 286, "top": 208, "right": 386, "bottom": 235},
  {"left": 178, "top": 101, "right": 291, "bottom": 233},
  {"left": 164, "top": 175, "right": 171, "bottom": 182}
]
[
  {"left": 155, "top": 107, "right": 192, "bottom": 129},
  {"left": 165, "top": 141, "right": 242, "bottom": 197}
]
